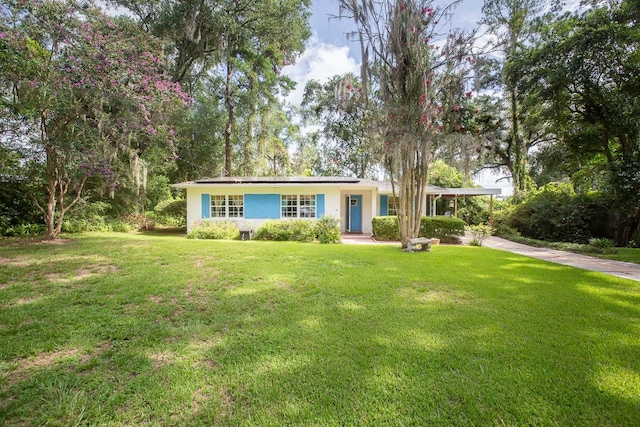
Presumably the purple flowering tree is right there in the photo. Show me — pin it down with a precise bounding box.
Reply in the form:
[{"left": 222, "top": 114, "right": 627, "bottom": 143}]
[{"left": 0, "top": 0, "right": 189, "bottom": 239}]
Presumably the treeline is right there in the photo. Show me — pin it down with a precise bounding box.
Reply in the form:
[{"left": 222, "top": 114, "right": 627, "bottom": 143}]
[{"left": 0, "top": 0, "right": 638, "bottom": 245}]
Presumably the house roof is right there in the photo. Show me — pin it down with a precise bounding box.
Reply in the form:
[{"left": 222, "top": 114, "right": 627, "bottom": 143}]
[
  {"left": 173, "top": 176, "right": 364, "bottom": 188},
  {"left": 172, "top": 176, "right": 501, "bottom": 196}
]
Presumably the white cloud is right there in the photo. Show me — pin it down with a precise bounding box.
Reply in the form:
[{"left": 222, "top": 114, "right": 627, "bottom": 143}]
[{"left": 282, "top": 35, "right": 360, "bottom": 106}]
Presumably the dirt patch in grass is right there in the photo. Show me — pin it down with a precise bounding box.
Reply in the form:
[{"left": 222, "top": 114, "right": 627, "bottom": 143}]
[
  {"left": 10, "top": 296, "right": 44, "bottom": 307},
  {"left": 44, "top": 264, "right": 119, "bottom": 284},
  {"left": 0, "top": 256, "right": 30, "bottom": 267},
  {"left": 398, "top": 282, "right": 472, "bottom": 305},
  {"left": 218, "top": 387, "right": 235, "bottom": 420},
  {"left": 148, "top": 351, "right": 175, "bottom": 369},
  {"left": 5, "top": 348, "right": 80, "bottom": 387}
]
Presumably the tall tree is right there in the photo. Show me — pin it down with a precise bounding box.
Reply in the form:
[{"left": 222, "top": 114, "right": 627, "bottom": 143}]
[
  {"left": 110, "top": 0, "right": 311, "bottom": 177},
  {"left": 339, "top": 0, "right": 476, "bottom": 247},
  {"left": 479, "top": 0, "right": 550, "bottom": 196},
  {"left": 302, "top": 74, "right": 383, "bottom": 178},
  {"left": 515, "top": 0, "right": 640, "bottom": 244},
  {"left": 0, "top": 0, "right": 188, "bottom": 239}
]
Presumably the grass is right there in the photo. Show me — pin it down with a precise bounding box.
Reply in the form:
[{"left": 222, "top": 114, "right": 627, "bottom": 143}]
[
  {"left": 597, "top": 248, "right": 640, "bottom": 264},
  {"left": 1, "top": 232, "right": 639, "bottom": 425}
]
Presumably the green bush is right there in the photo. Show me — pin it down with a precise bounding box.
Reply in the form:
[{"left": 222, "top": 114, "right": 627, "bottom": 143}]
[
  {"left": 1, "top": 223, "right": 45, "bottom": 237},
  {"left": 468, "top": 224, "right": 493, "bottom": 246},
  {"left": 314, "top": 216, "right": 341, "bottom": 244},
  {"left": 187, "top": 220, "right": 239, "bottom": 240},
  {"left": 154, "top": 198, "right": 187, "bottom": 226},
  {"left": 509, "top": 183, "right": 593, "bottom": 243},
  {"left": 420, "top": 216, "right": 466, "bottom": 243},
  {"left": 254, "top": 220, "right": 316, "bottom": 242},
  {"left": 372, "top": 216, "right": 401, "bottom": 240},
  {"left": 372, "top": 216, "right": 466, "bottom": 243},
  {"left": 589, "top": 238, "right": 616, "bottom": 254}
]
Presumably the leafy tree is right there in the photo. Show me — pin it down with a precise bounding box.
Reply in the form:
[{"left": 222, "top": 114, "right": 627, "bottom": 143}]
[
  {"left": 339, "top": 0, "right": 477, "bottom": 247},
  {"left": 110, "top": 0, "right": 311, "bottom": 177},
  {"left": 515, "top": 0, "right": 640, "bottom": 244},
  {"left": 479, "top": 0, "right": 554, "bottom": 196},
  {"left": 0, "top": 0, "right": 188, "bottom": 239},
  {"left": 302, "top": 74, "right": 382, "bottom": 178}
]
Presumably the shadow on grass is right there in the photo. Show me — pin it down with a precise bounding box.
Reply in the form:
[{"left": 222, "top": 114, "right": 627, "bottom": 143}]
[{"left": 1, "top": 235, "right": 639, "bottom": 425}]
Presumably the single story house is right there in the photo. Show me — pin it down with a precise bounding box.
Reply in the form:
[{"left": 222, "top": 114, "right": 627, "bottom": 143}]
[{"left": 172, "top": 176, "right": 502, "bottom": 234}]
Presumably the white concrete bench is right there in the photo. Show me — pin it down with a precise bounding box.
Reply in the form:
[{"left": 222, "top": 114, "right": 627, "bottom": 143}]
[{"left": 407, "top": 237, "right": 433, "bottom": 252}]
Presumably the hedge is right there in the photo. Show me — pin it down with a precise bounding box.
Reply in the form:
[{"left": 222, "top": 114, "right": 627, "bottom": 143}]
[
  {"left": 254, "top": 217, "right": 342, "bottom": 244},
  {"left": 187, "top": 220, "right": 239, "bottom": 240},
  {"left": 372, "top": 216, "right": 466, "bottom": 243}
]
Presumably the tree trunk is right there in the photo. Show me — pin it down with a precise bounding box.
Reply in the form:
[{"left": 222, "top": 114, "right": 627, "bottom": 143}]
[
  {"left": 224, "top": 59, "right": 234, "bottom": 177},
  {"left": 510, "top": 88, "right": 526, "bottom": 195}
]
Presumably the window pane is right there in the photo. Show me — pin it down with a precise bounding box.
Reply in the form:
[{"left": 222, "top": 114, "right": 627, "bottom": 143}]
[
  {"left": 388, "top": 197, "right": 398, "bottom": 216},
  {"left": 228, "top": 195, "right": 244, "bottom": 218},
  {"left": 211, "top": 195, "right": 226, "bottom": 217},
  {"left": 281, "top": 195, "right": 297, "bottom": 218},
  {"left": 299, "top": 195, "right": 316, "bottom": 218}
]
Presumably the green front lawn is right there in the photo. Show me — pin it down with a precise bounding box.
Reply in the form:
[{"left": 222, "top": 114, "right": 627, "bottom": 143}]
[{"left": 1, "top": 233, "right": 639, "bottom": 425}]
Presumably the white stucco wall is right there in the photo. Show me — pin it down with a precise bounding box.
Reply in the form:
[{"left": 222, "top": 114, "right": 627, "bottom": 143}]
[{"left": 185, "top": 185, "right": 343, "bottom": 232}]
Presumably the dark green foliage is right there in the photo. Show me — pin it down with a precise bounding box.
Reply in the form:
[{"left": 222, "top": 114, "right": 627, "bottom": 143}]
[
  {"left": 154, "top": 198, "right": 187, "bottom": 226},
  {"left": 457, "top": 196, "right": 492, "bottom": 226},
  {"left": 254, "top": 220, "right": 316, "bottom": 242},
  {"left": 419, "top": 216, "right": 467, "bottom": 243},
  {"left": 373, "top": 216, "right": 466, "bottom": 243},
  {"left": 314, "top": 216, "right": 342, "bottom": 244},
  {"left": 0, "top": 179, "right": 41, "bottom": 236},
  {"left": 508, "top": 183, "right": 593, "bottom": 243},
  {"left": 187, "top": 220, "right": 239, "bottom": 240}
]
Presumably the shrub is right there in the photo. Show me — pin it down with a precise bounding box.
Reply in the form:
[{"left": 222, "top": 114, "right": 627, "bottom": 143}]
[
  {"left": 1, "top": 223, "right": 45, "bottom": 237},
  {"left": 372, "top": 216, "right": 466, "bottom": 243},
  {"left": 187, "top": 220, "right": 239, "bottom": 240},
  {"left": 589, "top": 238, "right": 616, "bottom": 254},
  {"left": 254, "top": 220, "right": 316, "bottom": 242},
  {"left": 315, "top": 216, "right": 341, "bottom": 244},
  {"left": 154, "top": 198, "right": 187, "bottom": 226},
  {"left": 419, "top": 216, "right": 466, "bottom": 243},
  {"left": 372, "top": 216, "right": 401, "bottom": 240},
  {"left": 508, "top": 183, "right": 593, "bottom": 243},
  {"left": 468, "top": 224, "right": 493, "bottom": 246}
]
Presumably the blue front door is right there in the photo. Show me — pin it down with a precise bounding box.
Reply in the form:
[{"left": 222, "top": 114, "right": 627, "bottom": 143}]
[{"left": 349, "top": 195, "right": 362, "bottom": 232}]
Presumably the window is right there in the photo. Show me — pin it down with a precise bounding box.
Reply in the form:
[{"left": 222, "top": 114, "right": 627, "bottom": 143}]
[
  {"left": 228, "top": 195, "right": 244, "bottom": 218},
  {"left": 299, "top": 195, "right": 316, "bottom": 218},
  {"left": 210, "top": 195, "right": 244, "bottom": 218},
  {"left": 281, "top": 195, "right": 316, "bottom": 218},
  {"left": 211, "top": 195, "right": 226, "bottom": 218},
  {"left": 388, "top": 196, "right": 399, "bottom": 216}
]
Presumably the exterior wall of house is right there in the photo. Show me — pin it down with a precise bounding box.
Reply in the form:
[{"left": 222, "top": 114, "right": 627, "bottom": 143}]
[{"left": 185, "top": 185, "right": 343, "bottom": 232}]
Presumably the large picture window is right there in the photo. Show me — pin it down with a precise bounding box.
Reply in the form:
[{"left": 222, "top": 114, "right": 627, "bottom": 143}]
[
  {"left": 211, "top": 195, "right": 244, "bottom": 218},
  {"left": 281, "top": 195, "right": 316, "bottom": 218}
]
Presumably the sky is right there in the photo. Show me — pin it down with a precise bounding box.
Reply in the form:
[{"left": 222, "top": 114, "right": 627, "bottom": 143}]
[
  {"left": 283, "top": 0, "right": 484, "bottom": 106},
  {"left": 282, "top": 0, "right": 514, "bottom": 192}
]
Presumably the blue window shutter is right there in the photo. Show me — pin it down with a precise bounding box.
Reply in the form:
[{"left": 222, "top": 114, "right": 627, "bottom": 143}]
[
  {"left": 245, "top": 194, "right": 280, "bottom": 219},
  {"left": 201, "top": 194, "right": 211, "bottom": 218},
  {"left": 316, "top": 194, "right": 325, "bottom": 218},
  {"left": 380, "top": 195, "right": 388, "bottom": 216}
]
